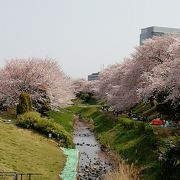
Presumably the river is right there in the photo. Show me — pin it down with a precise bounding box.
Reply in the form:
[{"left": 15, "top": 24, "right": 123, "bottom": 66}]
[{"left": 73, "top": 119, "right": 113, "bottom": 180}]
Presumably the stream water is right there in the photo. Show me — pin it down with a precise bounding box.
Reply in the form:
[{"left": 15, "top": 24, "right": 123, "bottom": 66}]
[{"left": 73, "top": 120, "right": 113, "bottom": 180}]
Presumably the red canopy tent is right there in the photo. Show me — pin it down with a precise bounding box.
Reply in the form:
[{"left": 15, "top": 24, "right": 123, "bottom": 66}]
[{"left": 150, "top": 119, "right": 165, "bottom": 125}]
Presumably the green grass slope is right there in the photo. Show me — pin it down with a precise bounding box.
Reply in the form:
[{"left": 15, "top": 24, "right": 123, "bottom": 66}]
[
  {"left": 71, "top": 105, "right": 161, "bottom": 179},
  {"left": 75, "top": 102, "right": 180, "bottom": 180},
  {"left": 47, "top": 105, "right": 87, "bottom": 133},
  {"left": 47, "top": 108, "right": 75, "bottom": 133},
  {"left": 0, "top": 120, "right": 66, "bottom": 180}
]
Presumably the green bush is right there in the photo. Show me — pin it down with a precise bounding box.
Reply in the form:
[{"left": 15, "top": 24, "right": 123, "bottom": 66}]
[
  {"left": 16, "top": 112, "right": 73, "bottom": 148},
  {"left": 136, "top": 121, "right": 154, "bottom": 135},
  {"left": 119, "top": 117, "right": 154, "bottom": 135},
  {"left": 119, "top": 118, "right": 135, "bottom": 129},
  {"left": 136, "top": 121, "right": 146, "bottom": 131},
  {"left": 16, "top": 92, "right": 32, "bottom": 116},
  {"left": 78, "top": 92, "right": 97, "bottom": 104},
  {"left": 159, "top": 140, "right": 180, "bottom": 180},
  {"left": 39, "top": 102, "right": 51, "bottom": 116},
  {"left": 144, "top": 124, "right": 154, "bottom": 135}
]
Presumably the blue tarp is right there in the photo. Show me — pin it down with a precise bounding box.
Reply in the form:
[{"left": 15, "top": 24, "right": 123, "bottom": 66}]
[{"left": 60, "top": 148, "right": 79, "bottom": 180}]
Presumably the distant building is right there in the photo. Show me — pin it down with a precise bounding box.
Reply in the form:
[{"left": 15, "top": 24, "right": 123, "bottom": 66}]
[
  {"left": 88, "top": 72, "right": 100, "bottom": 81},
  {"left": 140, "top": 26, "right": 180, "bottom": 45}
]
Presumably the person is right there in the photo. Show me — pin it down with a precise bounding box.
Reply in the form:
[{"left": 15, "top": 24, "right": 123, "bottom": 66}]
[
  {"left": 128, "top": 111, "right": 132, "bottom": 118},
  {"left": 165, "top": 120, "right": 169, "bottom": 127},
  {"left": 169, "top": 120, "right": 173, "bottom": 127},
  {"left": 144, "top": 115, "right": 149, "bottom": 122}
]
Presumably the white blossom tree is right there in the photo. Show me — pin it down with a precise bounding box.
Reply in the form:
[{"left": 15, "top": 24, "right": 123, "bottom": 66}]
[
  {"left": 137, "top": 35, "right": 180, "bottom": 106},
  {"left": 97, "top": 35, "right": 180, "bottom": 111},
  {"left": 0, "top": 58, "right": 74, "bottom": 109}
]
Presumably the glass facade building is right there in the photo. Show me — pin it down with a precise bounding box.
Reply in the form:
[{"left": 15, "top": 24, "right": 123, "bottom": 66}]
[
  {"left": 140, "top": 26, "right": 180, "bottom": 45},
  {"left": 88, "top": 72, "right": 99, "bottom": 81}
]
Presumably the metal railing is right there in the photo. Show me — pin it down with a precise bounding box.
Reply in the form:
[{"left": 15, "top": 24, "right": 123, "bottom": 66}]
[{"left": 0, "top": 172, "right": 42, "bottom": 180}]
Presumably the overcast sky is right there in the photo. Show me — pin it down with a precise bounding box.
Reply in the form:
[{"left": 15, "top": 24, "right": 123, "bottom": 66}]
[{"left": 0, "top": 0, "right": 180, "bottom": 79}]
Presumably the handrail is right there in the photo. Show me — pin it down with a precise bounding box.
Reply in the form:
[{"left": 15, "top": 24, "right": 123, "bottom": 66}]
[
  {"left": 0, "top": 172, "right": 42, "bottom": 180},
  {"left": 0, "top": 172, "right": 16, "bottom": 176},
  {"left": 0, "top": 172, "right": 16, "bottom": 173}
]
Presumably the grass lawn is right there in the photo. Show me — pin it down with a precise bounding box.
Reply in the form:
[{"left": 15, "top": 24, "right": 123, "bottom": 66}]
[
  {"left": 0, "top": 107, "right": 16, "bottom": 120},
  {"left": 47, "top": 104, "right": 90, "bottom": 133},
  {"left": 47, "top": 108, "right": 74, "bottom": 133},
  {"left": 0, "top": 120, "right": 66, "bottom": 180}
]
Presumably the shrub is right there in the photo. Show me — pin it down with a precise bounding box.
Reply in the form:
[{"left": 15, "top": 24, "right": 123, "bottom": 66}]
[
  {"left": 144, "top": 124, "right": 154, "bottom": 135},
  {"left": 135, "top": 122, "right": 153, "bottom": 135},
  {"left": 16, "top": 92, "right": 32, "bottom": 116},
  {"left": 135, "top": 121, "right": 146, "bottom": 131},
  {"left": 105, "top": 157, "right": 140, "bottom": 180},
  {"left": 78, "top": 92, "right": 97, "bottom": 104},
  {"left": 39, "top": 102, "right": 51, "bottom": 116},
  {"left": 16, "top": 112, "right": 73, "bottom": 148},
  {"left": 120, "top": 118, "right": 135, "bottom": 130},
  {"left": 159, "top": 140, "right": 180, "bottom": 180}
]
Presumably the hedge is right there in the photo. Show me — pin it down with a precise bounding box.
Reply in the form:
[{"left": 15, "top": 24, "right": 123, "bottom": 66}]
[{"left": 16, "top": 112, "right": 73, "bottom": 148}]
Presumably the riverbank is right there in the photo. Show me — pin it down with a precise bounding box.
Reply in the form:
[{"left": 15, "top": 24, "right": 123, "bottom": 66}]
[
  {"left": 0, "top": 107, "right": 77, "bottom": 179},
  {"left": 2, "top": 102, "right": 177, "bottom": 179},
  {"left": 66, "top": 104, "right": 180, "bottom": 180}
]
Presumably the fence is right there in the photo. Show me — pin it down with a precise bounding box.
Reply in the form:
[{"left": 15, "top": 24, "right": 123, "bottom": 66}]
[{"left": 0, "top": 172, "right": 42, "bottom": 180}]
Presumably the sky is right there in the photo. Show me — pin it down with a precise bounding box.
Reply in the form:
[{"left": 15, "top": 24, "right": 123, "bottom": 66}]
[{"left": 0, "top": 0, "right": 180, "bottom": 79}]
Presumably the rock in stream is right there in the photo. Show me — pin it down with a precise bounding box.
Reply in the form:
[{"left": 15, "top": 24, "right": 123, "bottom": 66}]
[{"left": 73, "top": 120, "right": 113, "bottom": 180}]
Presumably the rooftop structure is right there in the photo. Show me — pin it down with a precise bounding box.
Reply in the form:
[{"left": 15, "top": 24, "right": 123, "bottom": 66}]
[{"left": 140, "top": 26, "right": 180, "bottom": 45}]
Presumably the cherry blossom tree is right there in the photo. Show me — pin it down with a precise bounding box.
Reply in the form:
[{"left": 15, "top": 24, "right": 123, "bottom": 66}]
[
  {"left": 138, "top": 56, "right": 180, "bottom": 106},
  {"left": 98, "top": 35, "right": 180, "bottom": 111},
  {"left": 73, "top": 78, "right": 99, "bottom": 96},
  {"left": 137, "top": 35, "right": 180, "bottom": 105},
  {"left": 98, "top": 63, "right": 121, "bottom": 100},
  {"left": 98, "top": 59, "right": 140, "bottom": 111},
  {"left": 72, "top": 78, "right": 87, "bottom": 95},
  {"left": 0, "top": 58, "right": 74, "bottom": 109}
]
